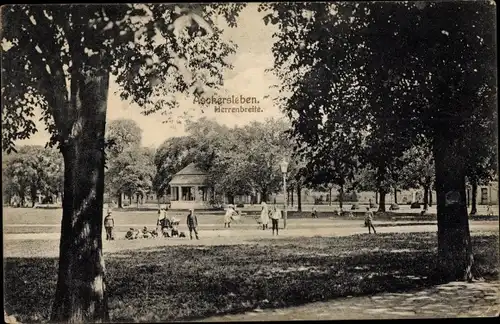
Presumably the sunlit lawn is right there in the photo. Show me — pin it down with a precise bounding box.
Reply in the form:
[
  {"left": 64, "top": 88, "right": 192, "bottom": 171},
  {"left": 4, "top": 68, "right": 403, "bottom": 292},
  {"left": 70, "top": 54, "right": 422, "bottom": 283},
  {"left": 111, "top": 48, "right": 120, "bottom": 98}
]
[{"left": 4, "top": 232, "right": 498, "bottom": 322}]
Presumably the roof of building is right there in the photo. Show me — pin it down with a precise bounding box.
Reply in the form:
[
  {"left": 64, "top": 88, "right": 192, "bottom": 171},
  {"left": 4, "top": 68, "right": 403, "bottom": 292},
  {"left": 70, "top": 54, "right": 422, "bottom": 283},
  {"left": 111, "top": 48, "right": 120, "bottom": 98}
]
[{"left": 169, "top": 163, "right": 207, "bottom": 186}]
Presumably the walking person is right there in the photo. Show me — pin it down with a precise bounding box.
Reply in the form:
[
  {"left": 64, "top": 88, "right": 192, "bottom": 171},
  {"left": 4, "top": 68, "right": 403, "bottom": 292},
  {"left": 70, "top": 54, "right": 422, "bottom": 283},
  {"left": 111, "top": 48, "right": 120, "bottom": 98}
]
[
  {"left": 224, "top": 205, "right": 235, "bottom": 228},
  {"left": 364, "top": 207, "right": 376, "bottom": 234},
  {"left": 187, "top": 209, "right": 199, "bottom": 240},
  {"left": 104, "top": 209, "right": 115, "bottom": 240},
  {"left": 270, "top": 205, "right": 281, "bottom": 236},
  {"left": 260, "top": 201, "right": 270, "bottom": 230}
]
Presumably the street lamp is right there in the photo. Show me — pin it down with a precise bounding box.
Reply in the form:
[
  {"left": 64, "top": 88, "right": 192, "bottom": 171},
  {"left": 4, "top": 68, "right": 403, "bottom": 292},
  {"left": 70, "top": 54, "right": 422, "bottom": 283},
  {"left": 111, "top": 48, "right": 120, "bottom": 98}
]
[
  {"left": 327, "top": 183, "right": 334, "bottom": 206},
  {"left": 280, "top": 159, "right": 289, "bottom": 229}
]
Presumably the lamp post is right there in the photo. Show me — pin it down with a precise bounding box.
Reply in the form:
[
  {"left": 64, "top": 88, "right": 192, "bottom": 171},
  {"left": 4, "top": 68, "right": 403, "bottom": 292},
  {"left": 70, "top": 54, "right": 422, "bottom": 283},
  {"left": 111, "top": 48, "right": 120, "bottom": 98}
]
[{"left": 280, "top": 159, "right": 289, "bottom": 229}]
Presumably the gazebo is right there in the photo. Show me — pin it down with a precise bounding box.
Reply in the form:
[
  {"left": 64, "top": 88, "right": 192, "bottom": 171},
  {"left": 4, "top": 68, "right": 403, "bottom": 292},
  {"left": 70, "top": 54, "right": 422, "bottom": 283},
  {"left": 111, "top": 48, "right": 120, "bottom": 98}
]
[{"left": 168, "top": 163, "right": 212, "bottom": 210}]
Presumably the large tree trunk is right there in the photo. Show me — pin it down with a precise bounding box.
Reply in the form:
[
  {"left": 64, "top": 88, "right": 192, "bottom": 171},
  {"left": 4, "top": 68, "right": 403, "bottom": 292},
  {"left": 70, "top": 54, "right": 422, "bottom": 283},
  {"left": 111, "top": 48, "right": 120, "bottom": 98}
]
[
  {"left": 423, "top": 186, "right": 429, "bottom": 210},
  {"left": 394, "top": 187, "right": 398, "bottom": 205},
  {"left": 30, "top": 186, "right": 37, "bottom": 208},
  {"left": 378, "top": 190, "right": 386, "bottom": 212},
  {"left": 339, "top": 184, "right": 344, "bottom": 209},
  {"left": 291, "top": 188, "right": 294, "bottom": 207},
  {"left": 429, "top": 188, "right": 433, "bottom": 207},
  {"left": 117, "top": 192, "right": 123, "bottom": 209},
  {"left": 51, "top": 72, "right": 110, "bottom": 322},
  {"left": 433, "top": 135, "right": 474, "bottom": 282},
  {"left": 470, "top": 180, "right": 477, "bottom": 215},
  {"left": 261, "top": 189, "right": 268, "bottom": 203},
  {"left": 297, "top": 183, "right": 302, "bottom": 212},
  {"left": 375, "top": 191, "right": 378, "bottom": 204}
]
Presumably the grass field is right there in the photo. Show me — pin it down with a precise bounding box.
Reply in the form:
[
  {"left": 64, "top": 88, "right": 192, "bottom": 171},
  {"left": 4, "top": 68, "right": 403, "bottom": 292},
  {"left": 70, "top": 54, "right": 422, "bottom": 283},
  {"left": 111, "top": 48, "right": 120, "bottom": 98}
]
[{"left": 3, "top": 232, "right": 499, "bottom": 322}]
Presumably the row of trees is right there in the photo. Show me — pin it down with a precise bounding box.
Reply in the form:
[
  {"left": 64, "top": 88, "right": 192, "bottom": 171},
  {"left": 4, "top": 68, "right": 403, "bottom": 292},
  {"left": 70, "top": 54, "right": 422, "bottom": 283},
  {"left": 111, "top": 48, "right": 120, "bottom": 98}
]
[
  {"left": 261, "top": 1, "right": 496, "bottom": 281},
  {"left": 2, "top": 145, "right": 63, "bottom": 207},
  {"left": 5, "top": 116, "right": 489, "bottom": 214}
]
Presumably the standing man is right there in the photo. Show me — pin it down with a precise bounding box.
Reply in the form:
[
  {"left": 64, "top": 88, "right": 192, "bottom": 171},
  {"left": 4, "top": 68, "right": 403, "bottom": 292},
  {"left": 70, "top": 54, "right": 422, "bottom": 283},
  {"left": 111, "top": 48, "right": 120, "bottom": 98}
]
[
  {"left": 104, "top": 209, "right": 115, "bottom": 240},
  {"left": 270, "top": 205, "right": 281, "bottom": 236},
  {"left": 187, "top": 209, "right": 199, "bottom": 240},
  {"left": 365, "top": 207, "right": 377, "bottom": 234}
]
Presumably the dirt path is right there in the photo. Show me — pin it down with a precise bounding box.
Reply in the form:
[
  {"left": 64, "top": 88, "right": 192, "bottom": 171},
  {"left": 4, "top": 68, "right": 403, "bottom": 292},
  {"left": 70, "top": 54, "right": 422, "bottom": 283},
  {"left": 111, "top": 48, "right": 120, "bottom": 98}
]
[
  {"left": 3, "top": 222, "right": 498, "bottom": 258},
  {"left": 200, "top": 280, "right": 500, "bottom": 321}
]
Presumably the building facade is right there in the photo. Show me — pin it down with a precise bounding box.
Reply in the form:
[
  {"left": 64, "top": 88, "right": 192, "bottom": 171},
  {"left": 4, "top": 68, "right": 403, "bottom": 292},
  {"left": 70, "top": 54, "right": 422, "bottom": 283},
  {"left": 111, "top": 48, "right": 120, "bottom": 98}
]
[{"left": 168, "top": 163, "right": 212, "bottom": 210}]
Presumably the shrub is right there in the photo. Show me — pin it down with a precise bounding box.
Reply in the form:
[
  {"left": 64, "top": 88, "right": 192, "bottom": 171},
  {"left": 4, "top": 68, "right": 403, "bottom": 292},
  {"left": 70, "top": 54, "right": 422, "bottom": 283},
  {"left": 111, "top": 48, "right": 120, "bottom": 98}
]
[
  {"left": 350, "top": 203, "right": 360, "bottom": 210},
  {"left": 410, "top": 202, "right": 421, "bottom": 209},
  {"left": 389, "top": 203, "right": 400, "bottom": 211},
  {"left": 236, "top": 203, "right": 244, "bottom": 208},
  {"left": 337, "top": 191, "right": 359, "bottom": 202}
]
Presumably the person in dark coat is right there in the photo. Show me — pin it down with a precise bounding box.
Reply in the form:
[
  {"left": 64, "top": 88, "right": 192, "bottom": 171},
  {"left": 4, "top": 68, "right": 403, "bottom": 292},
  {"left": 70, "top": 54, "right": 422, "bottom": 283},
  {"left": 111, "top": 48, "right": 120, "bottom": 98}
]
[
  {"left": 104, "top": 210, "right": 115, "bottom": 240},
  {"left": 186, "top": 209, "right": 199, "bottom": 240}
]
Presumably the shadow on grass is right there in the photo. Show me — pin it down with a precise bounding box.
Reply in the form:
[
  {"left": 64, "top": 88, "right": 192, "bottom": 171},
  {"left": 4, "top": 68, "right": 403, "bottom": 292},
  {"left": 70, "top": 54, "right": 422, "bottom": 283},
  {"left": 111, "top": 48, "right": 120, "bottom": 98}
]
[{"left": 4, "top": 232, "right": 498, "bottom": 322}]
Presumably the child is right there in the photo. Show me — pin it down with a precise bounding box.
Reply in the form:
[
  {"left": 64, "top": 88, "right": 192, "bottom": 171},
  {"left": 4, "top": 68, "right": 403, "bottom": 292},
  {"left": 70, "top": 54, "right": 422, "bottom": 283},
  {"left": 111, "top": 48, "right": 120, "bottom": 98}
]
[
  {"left": 125, "top": 227, "right": 135, "bottom": 240},
  {"left": 364, "top": 207, "right": 376, "bottom": 234},
  {"left": 187, "top": 209, "right": 199, "bottom": 240},
  {"left": 224, "top": 205, "right": 235, "bottom": 228},
  {"left": 270, "top": 205, "right": 281, "bottom": 236}
]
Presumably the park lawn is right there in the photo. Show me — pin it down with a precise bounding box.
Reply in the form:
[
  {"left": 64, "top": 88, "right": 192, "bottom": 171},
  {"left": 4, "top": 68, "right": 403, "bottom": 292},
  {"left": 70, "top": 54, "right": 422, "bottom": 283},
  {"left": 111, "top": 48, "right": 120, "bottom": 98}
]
[{"left": 4, "top": 232, "right": 499, "bottom": 322}]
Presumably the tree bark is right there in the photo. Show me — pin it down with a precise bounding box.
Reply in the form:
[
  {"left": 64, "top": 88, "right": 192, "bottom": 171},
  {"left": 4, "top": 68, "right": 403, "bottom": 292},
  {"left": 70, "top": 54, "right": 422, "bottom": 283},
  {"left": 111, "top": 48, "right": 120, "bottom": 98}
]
[
  {"left": 51, "top": 72, "right": 110, "bottom": 322},
  {"left": 329, "top": 188, "right": 332, "bottom": 206},
  {"left": 291, "top": 188, "right": 294, "bottom": 207},
  {"left": 30, "top": 186, "right": 37, "bottom": 208},
  {"left": 433, "top": 134, "right": 474, "bottom": 282},
  {"left": 339, "top": 184, "right": 344, "bottom": 209},
  {"left": 378, "top": 190, "right": 386, "bottom": 212},
  {"left": 136, "top": 193, "right": 140, "bottom": 208},
  {"left": 261, "top": 189, "right": 268, "bottom": 203},
  {"left": 470, "top": 180, "right": 477, "bottom": 215},
  {"left": 297, "top": 183, "right": 302, "bottom": 212},
  {"left": 423, "top": 186, "right": 429, "bottom": 210},
  {"left": 375, "top": 191, "right": 378, "bottom": 204},
  {"left": 394, "top": 187, "right": 398, "bottom": 205},
  {"left": 117, "top": 192, "right": 123, "bottom": 209},
  {"left": 429, "top": 187, "right": 433, "bottom": 207}
]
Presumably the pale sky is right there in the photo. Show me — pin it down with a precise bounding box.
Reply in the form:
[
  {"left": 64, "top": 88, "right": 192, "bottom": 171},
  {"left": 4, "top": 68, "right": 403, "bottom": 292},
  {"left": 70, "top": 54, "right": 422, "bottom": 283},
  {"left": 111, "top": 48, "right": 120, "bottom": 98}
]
[{"left": 17, "top": 4, "right": 284, "bottom": 149}]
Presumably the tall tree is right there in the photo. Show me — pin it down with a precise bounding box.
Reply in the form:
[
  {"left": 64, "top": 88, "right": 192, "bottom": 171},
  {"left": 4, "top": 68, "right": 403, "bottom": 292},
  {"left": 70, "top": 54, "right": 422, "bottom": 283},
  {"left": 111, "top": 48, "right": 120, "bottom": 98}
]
[
  {"left": 1, "top": 4, "right": 245, "bottom": 321},
  {"left": 153, "top": 136, "right": 196, "bottom": 200},
  {"left": 263, "top": 1, "right": 496, "bottom": 280},
  {"left": 105, "top": 119, "right": 142, "bottom": 158},
  {"left": 104, "top": 119, "right": 143, "bottom": 206},
  {"left": 400, "top": 143, "right": 435, "bottom": 211}
]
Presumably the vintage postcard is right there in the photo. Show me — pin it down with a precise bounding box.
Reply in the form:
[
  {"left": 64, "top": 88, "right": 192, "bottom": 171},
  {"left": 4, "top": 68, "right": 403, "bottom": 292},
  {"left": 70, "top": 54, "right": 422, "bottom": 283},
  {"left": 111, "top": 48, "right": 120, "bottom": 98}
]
[{"left": 2, "top": 1, "right": 498, "bottom": 322}]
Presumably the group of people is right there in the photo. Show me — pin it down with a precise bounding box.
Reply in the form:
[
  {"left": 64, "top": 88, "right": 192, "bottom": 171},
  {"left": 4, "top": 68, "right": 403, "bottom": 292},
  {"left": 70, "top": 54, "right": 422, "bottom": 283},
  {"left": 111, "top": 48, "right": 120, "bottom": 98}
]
[
  {"left": 258, "top": 202, "right": 282, "bottom": 235},
  {"left": 103, "top": 203, "right": 378, "bottom": 241},
  {"left": 104, "top": 206, "right": 201, "bottom": 241},
  {"left": 157, "top": 206, "right": 199, "bottom": 240}
]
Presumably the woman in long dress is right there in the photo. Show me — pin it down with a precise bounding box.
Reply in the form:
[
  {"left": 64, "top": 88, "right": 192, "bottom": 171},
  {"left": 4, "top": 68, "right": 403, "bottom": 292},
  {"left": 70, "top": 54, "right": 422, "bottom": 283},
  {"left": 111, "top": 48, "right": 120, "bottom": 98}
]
[{"left": 260, "top": 201, "right": 269, "bottom": 230}]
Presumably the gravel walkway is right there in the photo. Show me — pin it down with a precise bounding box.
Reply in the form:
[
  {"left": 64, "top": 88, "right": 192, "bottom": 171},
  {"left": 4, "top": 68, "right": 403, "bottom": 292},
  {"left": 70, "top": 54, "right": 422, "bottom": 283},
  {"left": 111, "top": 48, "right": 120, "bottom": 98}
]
[{"left": 201, "top": 280, "right": 500, "bottom": 321}]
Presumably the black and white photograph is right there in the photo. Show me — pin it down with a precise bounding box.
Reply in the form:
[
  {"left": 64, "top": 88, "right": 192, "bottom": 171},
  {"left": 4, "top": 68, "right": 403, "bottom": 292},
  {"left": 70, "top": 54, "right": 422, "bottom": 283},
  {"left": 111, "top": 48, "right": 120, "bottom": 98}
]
[{"left": 2, "top": 1, "right": 498, "bottom": 322}]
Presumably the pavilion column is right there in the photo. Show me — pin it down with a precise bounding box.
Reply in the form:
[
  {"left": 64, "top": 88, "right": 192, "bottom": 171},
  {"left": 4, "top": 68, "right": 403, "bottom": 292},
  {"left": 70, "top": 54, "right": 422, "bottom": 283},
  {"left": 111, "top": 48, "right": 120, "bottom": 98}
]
[
  {"left": 194, "top": 186, "right": 199, "bottom": 201},
  {"left": 179, "top": 187, "right": 183, "bottom": 201}
]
